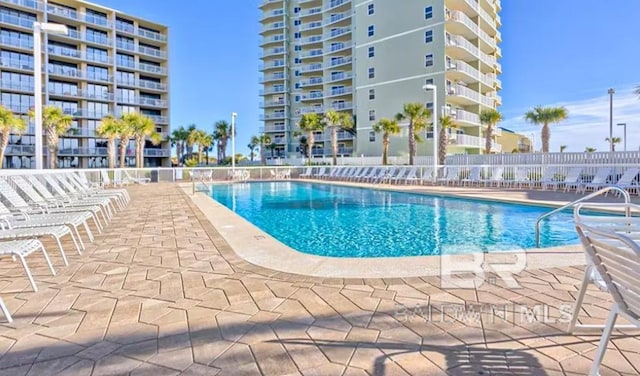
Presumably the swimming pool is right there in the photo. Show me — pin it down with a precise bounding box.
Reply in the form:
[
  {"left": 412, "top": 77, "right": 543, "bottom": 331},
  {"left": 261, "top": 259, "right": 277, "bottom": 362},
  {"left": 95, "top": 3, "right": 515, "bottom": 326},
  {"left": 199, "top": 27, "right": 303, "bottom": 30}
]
[{"left": 210, "top": 182, "right": 579, "bottom": 258}]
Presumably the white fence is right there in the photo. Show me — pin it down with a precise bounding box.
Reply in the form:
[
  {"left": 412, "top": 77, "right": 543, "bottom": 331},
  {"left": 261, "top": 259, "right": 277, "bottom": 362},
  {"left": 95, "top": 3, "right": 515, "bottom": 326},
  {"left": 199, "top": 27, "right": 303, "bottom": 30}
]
[{"left": 267, "top": 151, "right": 640, "bottom": 167}]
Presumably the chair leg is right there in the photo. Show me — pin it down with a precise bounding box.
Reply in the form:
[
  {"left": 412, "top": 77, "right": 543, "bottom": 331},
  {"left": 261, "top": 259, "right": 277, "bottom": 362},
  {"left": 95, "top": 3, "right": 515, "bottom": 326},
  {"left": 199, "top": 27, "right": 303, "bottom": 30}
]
[
  {"left": 72, "top": 225, "right": 86, "bottom": 249},
  {"left": 17, "top": 255, "right": 38, "bottom": 292},
  {"left": 568, "top": 265, "right": 593, "bottom": 333},
  {"left": 0, "top": 297, "right": 12, "bottom": 323},
  {"left": 53, "top": 236, "right": 69, "bottom": 266},
  {"left": 67, "top": 229, "right": 82, "bottom": 253},
  {"left": 589, "top": 308, "right": 618, "bottom": 376},
  {"left": 82, "top": 221, "right": 94, "bottom": 242}
]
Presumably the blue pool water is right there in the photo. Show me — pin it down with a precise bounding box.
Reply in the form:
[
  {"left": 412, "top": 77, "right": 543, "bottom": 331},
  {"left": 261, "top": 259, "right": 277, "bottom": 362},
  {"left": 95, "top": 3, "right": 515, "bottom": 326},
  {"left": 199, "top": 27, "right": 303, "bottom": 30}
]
[{"left": 210, "top": 182, "right": 579, "bottom": 258}]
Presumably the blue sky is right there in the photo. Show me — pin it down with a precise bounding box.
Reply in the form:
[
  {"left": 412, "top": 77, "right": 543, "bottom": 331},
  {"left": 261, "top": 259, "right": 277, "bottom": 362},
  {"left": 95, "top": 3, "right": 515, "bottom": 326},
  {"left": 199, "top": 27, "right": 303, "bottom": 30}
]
[{"left": 98, "top": 0, "right": 640, "bottom": 154}]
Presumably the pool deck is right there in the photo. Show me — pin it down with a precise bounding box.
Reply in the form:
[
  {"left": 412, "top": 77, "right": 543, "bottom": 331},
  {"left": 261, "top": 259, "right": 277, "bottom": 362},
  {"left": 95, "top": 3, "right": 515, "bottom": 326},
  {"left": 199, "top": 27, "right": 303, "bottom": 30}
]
[{"left": 0, "top": 182, "right": 638, "bottom": 375}]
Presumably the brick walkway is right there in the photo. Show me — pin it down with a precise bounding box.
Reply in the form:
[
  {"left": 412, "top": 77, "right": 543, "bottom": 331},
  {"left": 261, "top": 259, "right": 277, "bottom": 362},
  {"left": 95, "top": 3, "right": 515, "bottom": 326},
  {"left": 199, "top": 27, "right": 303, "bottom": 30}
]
[{"left": 0, "top": 183, "right": 637, "bottom": 375}]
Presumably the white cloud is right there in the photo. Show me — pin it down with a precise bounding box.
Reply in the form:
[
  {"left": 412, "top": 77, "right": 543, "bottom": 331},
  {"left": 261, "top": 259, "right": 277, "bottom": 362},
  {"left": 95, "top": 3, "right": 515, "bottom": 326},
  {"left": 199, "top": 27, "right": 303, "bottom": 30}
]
[{"left": 501, "top": 86, "right": 640, "bottom": 153}]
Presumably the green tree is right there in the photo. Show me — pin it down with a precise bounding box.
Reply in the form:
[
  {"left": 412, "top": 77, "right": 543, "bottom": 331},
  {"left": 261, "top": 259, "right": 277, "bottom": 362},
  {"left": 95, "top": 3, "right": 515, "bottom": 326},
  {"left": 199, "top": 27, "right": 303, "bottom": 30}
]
[
  {"left": 266, "top": 142, "right": 277, "bottom": 158},
  {"left": 479, "top": 109, "right": 502, "bottom": 154},
  {"left": 118, "top": 118, "right": 133, "bottom": 168},
  {"left": 524, "top": 106, "right": 568, "bottom": 153},
  {"left": 605, "top": 137, "right": 621, "bottom": 152},
  {"left": 247, "top": 136, "right": 258, "bottom": 162},
  {"left": 323, "top": 110, "right": 354, "bottom": 165},
  {"left": 213, "top": 120, "right": 233, "bottom": 163},
  {"left": 183, "top": 124, "right": 197, "bottom": 161},
  {"left": 438, "top": 116, "right": 457, "bottom": 166},
  {"left": 585, "top": 147, "right": 597, "bottom": 153},
  {"left": 122, "top": 113, "right": 161, "bottom": 168},
  {"left": 188, "top": 129, "right": 211, "bottom": 164},
  {"left": 560, "top": 145, "right": 567, "bottom": 153},
  {"left": 372, "top": 118, "right": 401, "bottom": 165},
  {"left": 396, "top": 103, "right": 430, "bottom": 165},
  {"left": 297, "top": 113, "right": 324, "bottom": 161},
  {"left": 96, "top": 115, "right": 122, "bottom": 169},
  {"left": 0, "top": 105, "right": 27, "bottom": 168},
  {"left": 29, "top": 106, "right": 73, "bottom": 169},
  {"left": 170, "top": 126, "right": 190, "bottom": 165},
  {"left": 256, "top": 134, "right": 271, "bottom": 165}
]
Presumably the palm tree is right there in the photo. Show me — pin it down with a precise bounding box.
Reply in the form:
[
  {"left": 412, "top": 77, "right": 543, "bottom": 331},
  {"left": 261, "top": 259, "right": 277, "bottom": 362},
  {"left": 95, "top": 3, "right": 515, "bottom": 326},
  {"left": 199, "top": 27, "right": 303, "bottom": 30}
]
[
  {"left": 96, "top": 115, "right": 122, "bottom": 169},
  {"left": 29, "top": 106, "right": 73, "bottom": 169},
  {"left": 297, "top": 113, "right": 323, "bottom": 161},
  {"left": 323, "top": 110, "right": 354, "bottom": 165},
  {"left": 372, "top": 118, "right": 401, "bottom": 165},
  {"left": 560, "top": 145, "right": 567, "bottom": 153},
  {"left": 188, "top": 129, "right": 211, "bottom": 164},
  {"left": 122, "top": 112, "right": 160, "bottom": 168},
  {"left": 170, "top": 126, "right": 190, "bottom": 165},
  {"left": 479, "top": 109, "right": 502, "bottom": 154},
  {"left": 213, "top": 120, "right": 232, "bottom": 163},
  {"left": 0, "top": 105, "right": 27, "bottom": 168},
  {"left": 524, "top": 106, "right": 568, "bottom": 153},
  {"left": 247, "top": 137, "right": 258, "bottom": 162},
  {"left": 183, "top": 124, "right": 197, "bottom": 162},
  {"left": 266, "top": 142, "right": 277, "bottom": 158},
  {"left": 118, "top": 118, "right": 133, "bottom": 168},
  {"left": 257, "top": 134, "right": 271, "bottom": 165},
  {"left": 396, "top": 103, "right": 430, "bottom": 165},
  {"left": 438, "top": 116, "right": 457, "bottom": 166},
  {"left": 605, "top": 137, "right": 621, "bottom": 152},
  {"left": 585, "top": 147, "right": 597, "bottom": 153}
]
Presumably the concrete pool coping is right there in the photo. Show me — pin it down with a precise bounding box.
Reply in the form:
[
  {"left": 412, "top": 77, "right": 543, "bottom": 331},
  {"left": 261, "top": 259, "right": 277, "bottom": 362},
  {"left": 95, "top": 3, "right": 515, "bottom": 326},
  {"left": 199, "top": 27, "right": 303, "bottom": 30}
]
[{"left": 181, "top": 180, "right": 593, "bottom": 279}]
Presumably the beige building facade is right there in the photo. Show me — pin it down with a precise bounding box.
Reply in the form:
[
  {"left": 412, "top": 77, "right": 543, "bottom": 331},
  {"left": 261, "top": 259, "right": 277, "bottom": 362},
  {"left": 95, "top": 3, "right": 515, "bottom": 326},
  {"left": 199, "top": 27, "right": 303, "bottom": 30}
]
[
  {"left": 260, "top": 0, "right": 502, "bottom": 160},
  {"left": 0, "top": 0, "right": 170, "bottom": 168}
]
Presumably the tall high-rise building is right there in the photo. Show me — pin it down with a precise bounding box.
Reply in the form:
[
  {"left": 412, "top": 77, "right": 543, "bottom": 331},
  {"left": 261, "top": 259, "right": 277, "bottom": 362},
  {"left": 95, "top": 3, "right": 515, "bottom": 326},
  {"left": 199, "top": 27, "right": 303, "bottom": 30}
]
[
  {"left": 0, "top": 0, "right": 170, "bottom": 168},
  {"left": 259, "top": 0, "right": 502, "bottom": 160}
]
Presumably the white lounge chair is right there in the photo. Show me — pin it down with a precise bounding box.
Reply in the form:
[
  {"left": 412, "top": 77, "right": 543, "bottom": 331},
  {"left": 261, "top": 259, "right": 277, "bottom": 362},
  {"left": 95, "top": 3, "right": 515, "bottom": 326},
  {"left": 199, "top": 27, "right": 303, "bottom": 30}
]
[
  {"left": 460, "top": 167, "right": 481, "bottom": 186},
  {"left": 576, "top": 167, "right": 612, "bottom": 194},
  {"left": 123, "top": 170, "right": 150, "bottom": 184},
  {"left": 417, "top": 168, "right": 434, "bottom": 185},
  {"left": 481, "top": 167, "right": 504, "bottom": 187},
  {"left": 73, "top": 172, "right": 130, "bottom": 205},
  {"left": 314, "top": 167, "right": 327, "bottom": 179},
  {"left": 437, "top": 167, "right": 459, "bottom": 185},
  {"left": 396, "top": 167, "right": 417, "bottom": 184},
  {"left": 503, "top": 167, "right": 529, "bottom": 189},
  {"left": 299, "top": 167, "right": 313, "bottom": 178},
  {"left": 39, "top": 175, "right": 113, "bottom": 223},
  {"left": 611, "top": 168, "right": 640, "bottom": 196},
  {"left": 542, "top": 167, "right": 582, "bottom": 191},
  {"left": 63, "top": 173, "right": 127, "bottom": 209},
  {"left": 53, "top": 174, "right": 119, "bottom": 214},
  {"left": 530, "top": 167, "right": 556, "bottom": 189},
  {"left": 572, "top": 216, "right": 640, "bottom": 375},
  {"left": 0, "top": 239, "right": 55, "bottom": 293}
]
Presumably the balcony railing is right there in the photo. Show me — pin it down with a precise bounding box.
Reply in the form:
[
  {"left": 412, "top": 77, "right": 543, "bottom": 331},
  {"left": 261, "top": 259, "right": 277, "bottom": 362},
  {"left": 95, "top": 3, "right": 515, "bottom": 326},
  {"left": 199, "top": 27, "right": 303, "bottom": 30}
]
[
  {"left": 0, "top": 0, "right": 43, "bottom": 10},
  {"left": 300, "top": 92, "right": 323, "bottom": 101},
  {"left": 147, "top": 115, "right": 168, "bottom": 124},
  {"left": 138, "top": 46, "right": 167, "bottom": 59},
  {"left": 260, "top": 73, "right": 286, "bottom": 83},
  {"left": 330, "top": 101, "right": 353, "bottom": 110},
  {"left": 299, "top": 35, "right": 323, "bottom": 45},
  {"left": 326, "top": 87, "right": 352, "bottom": 97},
  {"left": 324, "top": 0, "right": 351, "bottom": 11},
  {"left": 0, "top": 13, "right": 35, "bottom": 29},
  {"left": 299, "top": 77, "right": 323, "bottom": 87},
  {"left": 324, "top": 41, "right": 351, "bottom": 54},
  {"left": 299, "top": 7, "right": 322, "bottom": 17},
  {"left": 260, "top": 113, "right": 287, "bottom": 121},
  {"left": 451, "top": 109, "right": 480, "bottom": 124},
  {"left": 260, "top": 99, "right": 287, "bottom": 108},
  {"left": 324, "top": 10, "right": 351, "bottom": 26},
  {"left": 0, "top": 57, "right": 33, "bottom": 71},
  {"left": 46, "top": 4, "right": 112, "bottom": 28},
  {"left": 327, "top": 72, "right": 353, "bottom": 83},
  {"left": 447, "top": 84, "right": 493, "bottom": 107},
  {"left": 138, "top": 62, "right": 167, "bottom": 75},
  {"left": 329, "top": 56, "right": 352, "bottom": 67},
  {"left": 297, "top": 21, "right": 323, "bottom": 32},
  {"left": 324, "top": 27, "right": 351, "bottom": 40},
  {"left": 0, "top": 81, "right": 32, "bottom": 92},
  {"left": 299, "top": 63, "right": 323, "bottom": 73},
  {"left": 1, "top": 35, "right": 34, "bottom": 50},
  {"left": 298, "top": 106, "right": 323, "bottom": 115}
]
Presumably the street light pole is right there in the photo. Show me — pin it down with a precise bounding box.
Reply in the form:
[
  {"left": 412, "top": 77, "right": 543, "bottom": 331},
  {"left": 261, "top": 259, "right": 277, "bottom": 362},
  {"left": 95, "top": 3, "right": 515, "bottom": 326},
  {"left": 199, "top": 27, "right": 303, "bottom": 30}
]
[
  {"left": 617, "top": 123, "right": 627, "bottom": 152},
  {"left": 231, "top": 112, "right": 237, "bottom": 175},
  {"left": 33, "top": 22, "right": 68, "bottom": 169},
  {"left": 608, "top": 88, "right": 615, "bottom": 152},
  {"left": 422, "top": 84, "right": 437, "bottom": 182}
]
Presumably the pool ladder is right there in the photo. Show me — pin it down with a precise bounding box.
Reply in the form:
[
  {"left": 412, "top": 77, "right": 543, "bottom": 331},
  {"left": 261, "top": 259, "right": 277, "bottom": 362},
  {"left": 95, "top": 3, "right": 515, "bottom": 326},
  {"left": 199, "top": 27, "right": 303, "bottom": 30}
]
[{"left": 535, "top": 186, "right": 631, "bottom": 247}]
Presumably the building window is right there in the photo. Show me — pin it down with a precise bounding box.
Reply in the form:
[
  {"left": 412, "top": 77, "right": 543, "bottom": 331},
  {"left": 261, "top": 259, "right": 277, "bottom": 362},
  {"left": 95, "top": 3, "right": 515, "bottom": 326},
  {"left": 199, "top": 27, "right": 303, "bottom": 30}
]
[
  {"left": 294, "top": 58, "right": 302, "bottom": 64},
  {"left": 425, "top": 78, "right": 434, "bottom": 85},
  {"left": 426, "top": 102, "right": 434, "bottom": 111},
  {"left": 369, "top": 89, "right": 375, "bottom": 100},
  {"left": 295, "top": 45, "right": 302, "bottom": 51},
  {"left": 369, "top": 131, "right": 376, "bottom": 142},
  {"left": 369, "top": 110, "right": 376, "bottom": 121},
  {"left": 367, "top": 25, "right": 374, "bottom": 37},
  {"left": 425, "top": 6, "right": 433, "bottom": 19},
  {"left": 368, "top": 46, "right": 375, "bottom": 58},
  {"left": 294, "top": 7, "right": 300, "bottom": 13},
  {"left": 425, "top": 54, "right": 434, "bottom": 67},
  {"left": 425, "top": 30, "right": 433, "bottom": 43},
  {"left": 368, "top": 3, "right": 374, "bottom": 15},
  {"left": 368, "top": 67, "right": 375, "bottom": 79},
  {"left": 294, "top": 32, "right": 301, "bottom": 39}
]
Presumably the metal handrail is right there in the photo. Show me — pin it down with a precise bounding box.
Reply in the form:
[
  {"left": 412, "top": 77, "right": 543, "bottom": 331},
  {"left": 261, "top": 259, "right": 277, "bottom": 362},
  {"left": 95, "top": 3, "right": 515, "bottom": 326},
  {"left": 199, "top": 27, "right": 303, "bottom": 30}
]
[{"left": 535, "top": 186, "right": 631, "bottom": 247}]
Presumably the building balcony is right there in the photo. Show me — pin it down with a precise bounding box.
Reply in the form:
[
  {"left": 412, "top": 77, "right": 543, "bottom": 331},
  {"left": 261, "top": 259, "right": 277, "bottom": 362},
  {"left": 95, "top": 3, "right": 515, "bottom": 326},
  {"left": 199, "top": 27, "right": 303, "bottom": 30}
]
[
  {"left": 300, "top": 92, "right": 323, "bottom": 101},
  {"left": 259, "top": 60, "right": 286, "bottom": 71},
  {"left": 262, "top": 21, "right": 285, "bottom": 34},
  {"left": 320, "top": 130, "right": 353, "bottom": 142},
  {"left": 138, "top": 46, "right": 167, "bottom": 59},
  {"left": 262, "top": 124, "right": 286, "bottom": 132},
  {"left": 299, "top": 77, "right": 323, "bottom": 87},
  {"left": 323, "top": 10, "right": 351, "bottom": 26},
  {"left": 259, "top": 113, "right": 287, "bottom": 121},
  {"left": 299, "top": 35, "right": 323, "bottom": 46},
  {"left": 0, "top": 13, "right": 35, "bottom": 30},
  {"left": 147, "top": 115, "right": 168, "bottom": 124},
  {"left": 299, "top": 7, "right": 322, "bottom": 18},
  {"left": 447, "top": 85, "right": 493, "bottom": 107},
  {"left": 1, "top": 35, "right": 34, "bottom": 50},
  {"left": 0, "top": 81, "right": 32, "bottom": 93},
  {"left": 261, "top": 47, "right": 286, "bottom": 58},
  {"left": 324, "top": 0, "right": 351, "bottom": 12},
  {"left": 446, "top": 59, "right": 481, "bottom": 84},
  {"left": 299, "top": 63, "right": 323, "bottom": 73},
  {"left": 325, "top": 87, "right": 352, "bottom": 98},
  {"left": 0, "top": 0, "right": 43, "bottom": 11},
  {"left": 297, "top": 21, "right": 323, "bottom": 32},
  {"left": 450, "top": 109, "right": 480, "bottom": 126},
  {"left": 450, "top": 134, "right": 501, "bottom": 152},
  {"left": 260, "top": 34, "right": 285, "bottom": 46},
  {"left": 445, "top": 34, "right": 478, "bottom": 61},
  {"left": 324, "top": 41, "right": 352, "bottom": 54},
  {"left": 297, "top": 48, "right": 323, "bottom": 59},
  {"left": 259, "top": 87, "right": 286, "bottom": 95},
  {"left": 326, "top": 71, "right": 353, "bottom": 83},
  {"left": 260, "top": 99, "right": 287, "bottom": 108},
  {"left": 136, "top": 28, "right": 168, "bottom": 44},
  {"left": 46, "top": 4, "right": 112, "bottom": 28},
  {"left": 0, "top": 56, "right": 33, "bottom": 72},
  {"left": 138, "top": 62, "right": 168, "bottom": 75},
  {"left": 298, "top": 106, "right": 324, "bottom": 115},
  {"left": 64, "top": 109, "right": 109, "bottom": 119},
  {"left": 260, "top": 7, "right": 285, "bottom": 19},
  {"left": 329, "top": 101, "right": 353, "bottom": 111},
  {"left": 328, "top": 56, "right": 352, "bottom": 68},
  {"left": 49, "top": 89, "right": 115, "bottom": 102},
  {"left": 260, "top": 73, "right": 286, "bottom": 83},
  {"left": 323, "top": 27, "right": 351, "bottom": 40}
]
